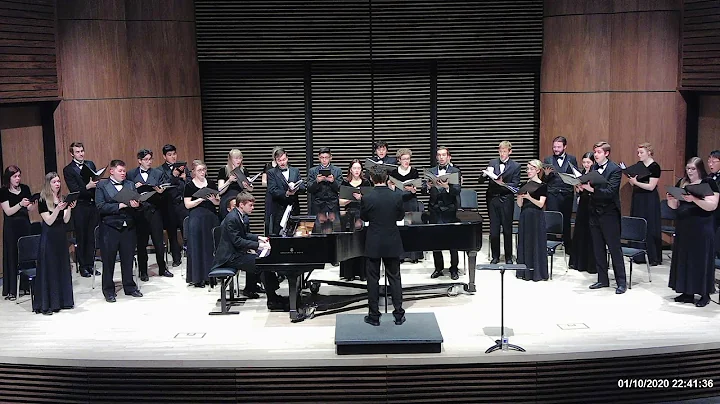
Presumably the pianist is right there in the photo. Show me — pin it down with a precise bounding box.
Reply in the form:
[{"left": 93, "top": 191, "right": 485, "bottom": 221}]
[
  {"left": 360, "top": 166, "right": 406, "bottom": 326},
  {"left": 211, "top": 192, "right": 289, "bottom": 311}
]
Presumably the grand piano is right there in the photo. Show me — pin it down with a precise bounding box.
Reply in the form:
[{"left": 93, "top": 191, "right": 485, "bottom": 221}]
[{"left": 257, "top": 211, "right": 483, "bottom": 321}]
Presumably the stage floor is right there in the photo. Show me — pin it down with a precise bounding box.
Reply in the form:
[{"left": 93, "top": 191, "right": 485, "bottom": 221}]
[{"left": 1, "top": 242, "right": 719, "bottom": 368}]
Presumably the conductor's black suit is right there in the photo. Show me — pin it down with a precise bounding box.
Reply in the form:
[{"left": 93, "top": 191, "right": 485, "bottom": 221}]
[{"left": 360, "top": 185, "right": 405, "bottom": 322}]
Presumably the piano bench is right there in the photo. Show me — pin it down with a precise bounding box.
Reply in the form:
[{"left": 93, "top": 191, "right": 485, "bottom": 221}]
[{"left": 208, "top": 267, "right": 242, "bottom": 316}]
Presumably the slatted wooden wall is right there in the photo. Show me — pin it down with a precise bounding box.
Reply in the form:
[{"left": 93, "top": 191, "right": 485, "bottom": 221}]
[
  {"left": 681, "top": 0, "right": 720, "bottom": 91},
  {"left": 196, "top": 1, "right": 542, "bottom": 231},
  {"left": 1, "top": 348, "right": 719, "bottom": 402},
  {"left": 0, "top": 0, "right": 58, "bottom": 103}
]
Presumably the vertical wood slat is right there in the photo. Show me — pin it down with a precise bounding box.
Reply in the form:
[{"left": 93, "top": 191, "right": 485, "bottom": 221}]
[
  {"left": 0, "top": 0, "right": 57, "bottom": 103},
  {"left": 681, "top": 0, "right": 720, "bottom": 90}
]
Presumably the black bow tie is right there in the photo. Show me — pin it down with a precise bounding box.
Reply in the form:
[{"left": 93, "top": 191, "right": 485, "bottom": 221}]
[
  {"left": 598, "top": 163, "right": 608, "bottom": 170},
  {"left": 280, "top": 168, "right": 288, "bottom": 172},
  {"left": 439, "top": 165, "right": 448, "bottom": 171},
  {"left": 111, "top": 180, "right": 123, "bottom": 186},
  {"left": 554, "top": 155, "right": 564, "bottom": 161},
  {"left": 140, "top": 169, "right": 149, "bottom": 174}
]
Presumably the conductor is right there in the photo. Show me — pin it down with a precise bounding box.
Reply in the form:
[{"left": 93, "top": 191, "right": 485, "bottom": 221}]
[{"left": 360, "top": 166, "right": 406, "bottom": 326}]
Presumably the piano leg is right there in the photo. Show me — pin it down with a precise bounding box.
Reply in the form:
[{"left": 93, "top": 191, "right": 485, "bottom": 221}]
[
  {"left": 467, "top": 251, "right": 477, "bottom": 293},
  {"left": 288, "top": 272, "right": 300, "bottom": 321}
]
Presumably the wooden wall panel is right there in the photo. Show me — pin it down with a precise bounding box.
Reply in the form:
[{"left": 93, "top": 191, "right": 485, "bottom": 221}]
[
  {"left": 127, "top": 21, "right": 199, "bottom": 97},
  {"left": 0, "top": 0, "right": 58, "bottom": 103},
  {"left": 698, "top": 95, "right": 720, "bottom": 162},
  {"left": 546, "top": 0, "right": 679, "bottom": 16},
  {"left": 0, "top": 105, "right": 45, "bottom": 224},
  {"left": 56, "top": 0, "right": 125, "bottom": 20},
  {"left": 56, "top": 20, "right": 130, "bottom": 100},
  {"left": 125, "top": 0, "right": 195, "bottom": 21},
  {"left": 539, "top": 93, "right": 610, "bottom": 157},
  {"left": 610, "top": 11, "right": 680, "bottom": 91},
  {"left": 541, "top": 15, "right": 611, "bottom": 92}
]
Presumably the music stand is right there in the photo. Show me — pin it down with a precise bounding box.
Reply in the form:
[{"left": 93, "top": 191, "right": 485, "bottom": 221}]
[{"left": 476, "top": 263, "right": 528, "bottom": 353}]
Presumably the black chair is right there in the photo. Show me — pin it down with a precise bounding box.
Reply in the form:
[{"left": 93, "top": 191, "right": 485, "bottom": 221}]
[
  {"left": 207, "top": 226, "right": 245, "bottom": 315},
  {"left": 545, "top": 211, "right": 565, "bottom": 280},
  {"left": 92, "top": 226, "right": 139, "bottom": 290},
  {"left": 16, "top": 234, "right": 41, "bottom": 305},
  {"left": 619, "top": 216, "right": 650, "bottom": 289},
  {"left": 660, "top": 199, "right": 676, "bottom": 260}
]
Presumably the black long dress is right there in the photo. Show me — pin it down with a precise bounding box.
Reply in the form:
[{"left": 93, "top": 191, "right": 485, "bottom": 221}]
[
  {"left": 668, "top": 178, "right": 718, "bottom": 297},
  {"left": 389, "top": 167, "right": 423, "bottom": 262},
  {"left": 339, "top": 178, "right": 371, "bottom": 280},
  {"left": 569, "top": 189, "right": 596, "bottom": 273},
  {"left": 0, "top": 185, "right": 32, "bottom": 297},
  {"left": 184, "top": 180, "right": 220, "bottom": 285},
  {"left": 33, "top": 199, "right": 74, "bottom": 314},
  {"left": 217, "top": 166, "right": 249, "bottom": 220},
  {"left": 516, "top": 182, "right": 549, "bottom": 281},
  {"left": 630, "top": 161, "right": 662, "bottom": 265}
]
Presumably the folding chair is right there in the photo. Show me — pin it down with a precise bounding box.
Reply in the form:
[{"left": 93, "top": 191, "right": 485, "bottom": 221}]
[
  {"left": 545, "top": 211, "right": 565, "bottom": 280},
  {"left": 620, "top": 216, "right": 650, "bottom": 289},
  {"left": 15, "top": 235, "right": 40, "bottom": 305}
]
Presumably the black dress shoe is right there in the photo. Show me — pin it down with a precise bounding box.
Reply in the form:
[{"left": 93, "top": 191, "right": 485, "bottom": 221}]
[
  {"left": 615, "top": 285, "right": 627, "bottom": 294},
  {"left": 364, "top": 316, "right": 380, "bottom": 326},
  {"left": 192, "top": 282, "right": 205, "bottom": 288},
  {"left": 505, "top": 259, "right": 513, "bottom": 264},
  {"left": 172, "top": 261, "right": 182, "bottom": 267},
  {"left": 696, "top": 295, "right": 710, "bottom": 307},
  {"left": 93, "top": 269, "right": 101, "bottom": 276},
  {"left": 267, "top": 297, "right": 290, "bottom": 311},
  {"left": 359, "top": 275, "right": 366, "bottom": 282},
  {"left": 674, "top": 293, "right": 695, "bottom": 303},
  {"left": 140, "top": 274, "right": 149, "bottom": 282},
  {"left": 394, "top": 316, "right": 406, "bottom": 325},
  {"left": 79, "top": 269, "right": 92, "bottom": 278},
  {"left": 450, "top": 270, "right": 459, "bottom": 280},
  {"left": 490, "top": 258, "right": 500, "bottom": 264},
  {"left": 105, "top": 296, "right": 116, "bottom": 303},
  {"left": 589, "top": 282, "right": 609, "bottom": 289},
  {"left": 242, "top": 290, "right": 260, "bottom": 299},
  {"left": 430, "top": 269, "right": 444, "bottom": 279},
  {"left": 161, "top": 270, "right": 174, "bottom": 277},
  {"left": 128, "top": 290, "right": 143, "bottom": 297}
]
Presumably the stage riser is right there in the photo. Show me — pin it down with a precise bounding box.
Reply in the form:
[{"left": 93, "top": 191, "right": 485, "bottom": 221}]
[{"left": 1, "top": 349, "right": 719, "bottom": 403}]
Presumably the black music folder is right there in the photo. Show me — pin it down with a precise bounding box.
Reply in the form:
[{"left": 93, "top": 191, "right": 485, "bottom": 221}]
[
  {"left": 288, "top": 179, "right": 304, "bottom": 192},
  {"left": 63, "top": 192, "right": 80, "bottom": 204},
  {"left": 339, "top": 185, "right": 373, "bottom": 200},
  {"left": 667, "top": 183, "right": 714, "bottom": 200},
  {"left": 559, "top": 171, "right": 607, "bottom": 186},
  {"left": 517, "top": 181, "right": 542, "bottom": 195},
  {"left": 424, "top": 170, "right": 460, "bottom": 186},
  {"left": 318, "top": 168, "right": 332, "bottom": 177},
  {"left": 192, "top": 187, "right": 219, "bottom": 199},
  {"left": 620, "top": 162, "right": 652, "bottom": 180},
  {"left": 29, "top": 193, "right": 41, "bottom": 203},
  {"left": 81, "top": 164, "right": 107, "bottom": 184},
  {"left": 114, "top": 187, "right": 155, "bottom": 204},
  {"left": 388, "top": 176, "right": 423, "bottom": 188},
  {"left": 364, "top": 158, "right": 397, "bottom": 172}
]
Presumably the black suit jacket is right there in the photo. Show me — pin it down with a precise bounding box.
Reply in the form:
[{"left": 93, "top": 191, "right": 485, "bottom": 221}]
[
  {"left": 360, "top": 186, "right": 405, "bottom": 258},
  {"left": 479, "top": 158, "right": 522, "bottom": 198},
  {"left": 267, "top": 166, "right": 305, "bottom": 218},
  {"left": 589, "top": 160, "right": 622, "bottom": 215},
  {"left": 63, "top": 160, "right": 98, "bottom": 204},
  {"left": 95, "top": 179, "right": 139, "bottom": 230},
  {"left": 211, "top": 208, "right": 259, "bottom": 270},
  {"left": 542, "top": 153, "right": 578, "bottom": 194},
  {"left": 127, "top": 166, "right": 165, "bottom": 208},
  {"left": 428, "top": 165, "right": 461, "bottom": 222},
  {"left": 708, "top": 173, "right": 720, "bottom": 229},
  {"left": 157, "top": 162, "right": 189, "bottom": 206},
  {"left": 306, "top": 164, "right": 342, "bottom": 214}
]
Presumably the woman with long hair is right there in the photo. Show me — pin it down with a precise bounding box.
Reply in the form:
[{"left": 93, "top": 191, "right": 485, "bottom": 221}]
[
  {"left": 569, "top": 152, "right": 596, "bottom": 273},
  {"left": 667, "top": 157, "right": 719, "bottom": 307},
  {"left": 515, "top": 159, "right": 548, "bottom": 281},
  {"left": 33, "top": 172, "right": 76, "bottom": 315},
  {"left": 184, "top": 160, "right": 221, "bottom": 287},
  {"left": 0, "top": 165, "right": 34, "bottom": 300},
  {"left": 628, "top": 142, "right": 663, "bottom": 266},
  {"left": 339, "top": 159, "right": 372, "bottom": 281},
  {"left": 217, "top": 149, "right": 253, "bottom": 220}
]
